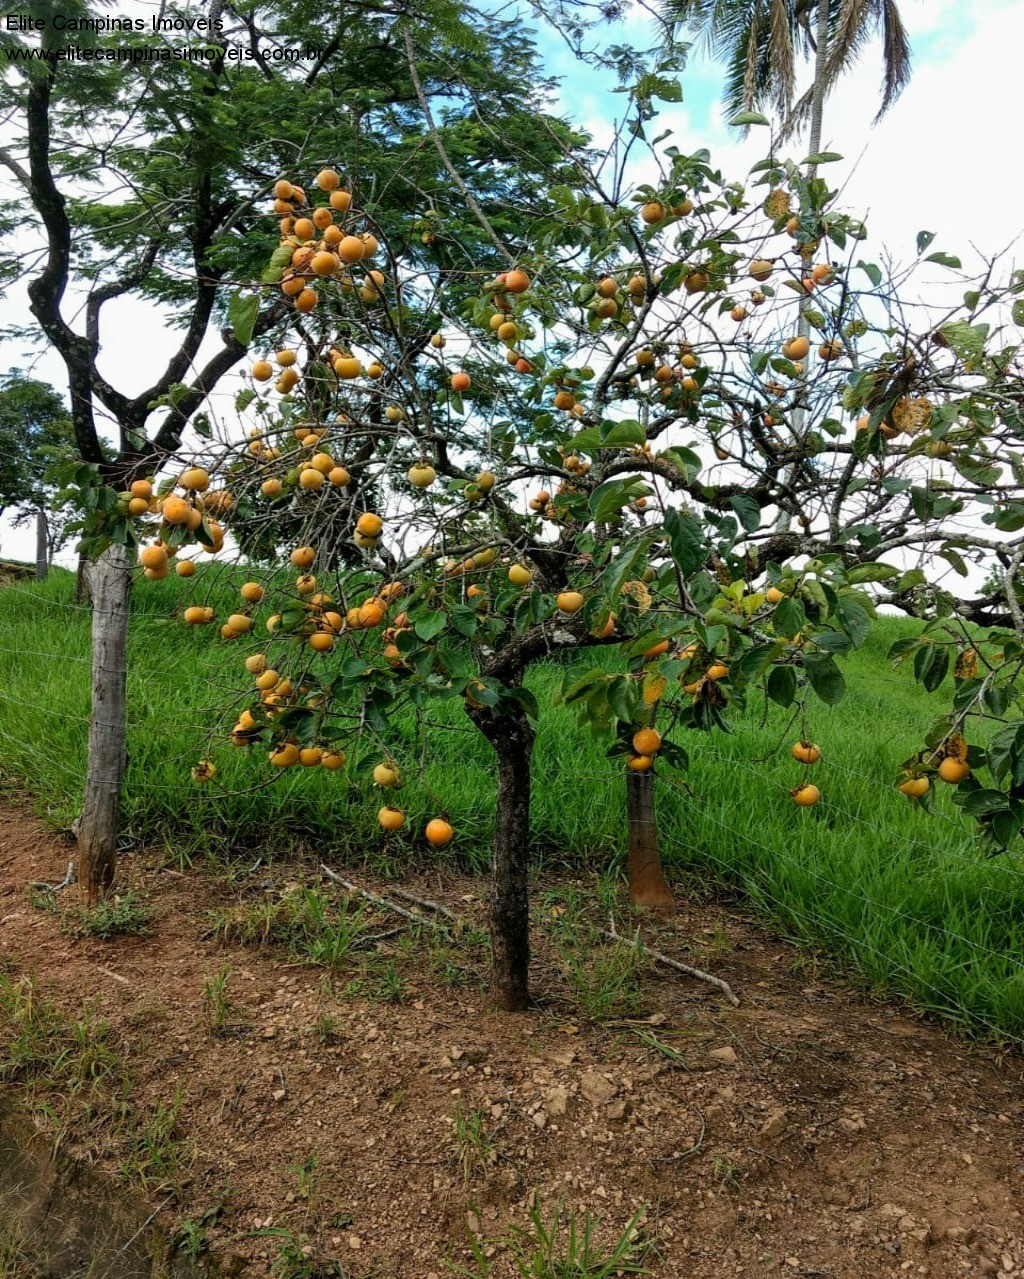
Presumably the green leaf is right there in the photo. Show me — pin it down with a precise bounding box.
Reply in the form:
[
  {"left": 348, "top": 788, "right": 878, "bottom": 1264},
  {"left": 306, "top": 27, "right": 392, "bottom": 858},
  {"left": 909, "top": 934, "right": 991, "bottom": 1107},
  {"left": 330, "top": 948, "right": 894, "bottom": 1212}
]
[
  {"left": 728, "top": 111, "right": 770, "bottom": 126},
  {"left": 959, "top": 788, "right": 1010, "bottom": 818},
  {"left": 228, "top": 291, "right": 260, "bottom": 347},
  {"left": 603, "top": 533, "right": 659, "bottom": 603},
  {"left": 590, "top": 478, "right": 648, "bottom": 523},
  {"left": 926, "top": 251, "right": 962, "bottom": 269},
  {"left": 560, "top": 668, "right": 607, "bottom": 706},
  {"left": 939, "top": 320, "right": 988, "bottom": 362},
  {"left": 984, "top": 682, "right": 1009, "bottom": 717},
  {"left": 916, "top": 230, "right": 935, "bottom": 254},
  {"left": 857, "top": 260, "right": 882, "bottom": 287},
  {"left": 846, "top": 562, "right": 899, "bottom": 584},
  {"left": 729, "top": 493, "right": 761, "bottom": 534},
  {"left": 887, "top": 637, "right": 919, "bottom": 663},
  {"left": 989, "top": 808, "right": 1020, "bottom": 850},
  {"left": 569, "top": 427, "right": 601, "bottom": 454},
  {"left": 599, "top": 419, "right": 646, "bottom": 448},
  {"left": 663, "top": 508, "right": 705, "bottom": 576},
  {"left": 448, "top": 605, "right": 480, "bottom": 637},
  {"left": 804, "top": 652, "right": 846, "bottom": 705},
  {"left": 607, "top": 675, "right": 637, "bottom": 724},
  {"left": 1012, "top": 299, "right": 1024, "bottom": 326},
  {"left": 507, "top": 686, "right": 540, "bottom": 719},
  {"left": 413, "top": 611, "right": 447, "bottom": 642},
  {"left": 766, "top": 664, "right": 797, "bottom": 707},
  {"left": 261, "top": 242, "right": 294, "bottom": 285},
  {"left": 657, "top": 446, "right": 701, "bottom": 480},
  {"left": 834, "top": 596, "right": 871, "bottom": 648},
  {"left": 896, "top": 568, "right": 927, "bottom": 592},
  {"left": 773, "top": 596, "right": 806, "bottom": 640},
  {"left": 802, "top": 151, "right": 843, "bottom": 164},
  {"left": 938, "top": 546, "right": 969, "bottom": 577}
]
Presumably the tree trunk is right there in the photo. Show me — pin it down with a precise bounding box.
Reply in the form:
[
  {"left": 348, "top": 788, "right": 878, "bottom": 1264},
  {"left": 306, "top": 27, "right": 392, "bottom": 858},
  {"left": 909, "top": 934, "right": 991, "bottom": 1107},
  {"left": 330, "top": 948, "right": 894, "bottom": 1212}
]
[
  {"left": 34, "top": 509, "right": 48, "bottom": 580},
  {"left": 77, "top": 542, "right": 132, "bottom": 903},
  {"left": 775, "top": 0, "right": 831, "bottom": 537},
  {"left": 75, "top": 549, "right": 91, "bottom": 605},
  {"left": 807, "top": 0, "right": 831, "bottom": 160},
  {"left": 626, "top": 769, "right": 674, "bottom": 911},
  {"left": 469, "top": 703, "right": 535, "bottom": 1011}
]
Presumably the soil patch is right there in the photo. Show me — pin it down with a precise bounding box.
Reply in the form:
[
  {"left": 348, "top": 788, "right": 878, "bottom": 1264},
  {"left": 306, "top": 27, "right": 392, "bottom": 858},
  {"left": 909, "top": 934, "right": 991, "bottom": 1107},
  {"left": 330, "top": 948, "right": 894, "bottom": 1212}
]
[{"left": 1, "top": 802, "right": 1022, "bottom": 1278}]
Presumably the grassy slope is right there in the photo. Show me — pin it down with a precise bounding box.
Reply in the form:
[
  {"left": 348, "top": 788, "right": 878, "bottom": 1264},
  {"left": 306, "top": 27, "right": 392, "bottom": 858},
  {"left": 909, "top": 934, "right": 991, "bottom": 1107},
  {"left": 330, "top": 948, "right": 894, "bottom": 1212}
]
[{"left": 1, "top": 569, "right": 1022, "bottom": 1039}]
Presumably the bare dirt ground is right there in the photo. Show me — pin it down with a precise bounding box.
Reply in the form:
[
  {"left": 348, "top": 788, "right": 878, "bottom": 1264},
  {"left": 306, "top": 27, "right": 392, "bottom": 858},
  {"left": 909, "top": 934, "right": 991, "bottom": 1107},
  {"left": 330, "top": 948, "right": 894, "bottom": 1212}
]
[{"left": 1, "top": 799, "right": 1022, "bottom": 1279}]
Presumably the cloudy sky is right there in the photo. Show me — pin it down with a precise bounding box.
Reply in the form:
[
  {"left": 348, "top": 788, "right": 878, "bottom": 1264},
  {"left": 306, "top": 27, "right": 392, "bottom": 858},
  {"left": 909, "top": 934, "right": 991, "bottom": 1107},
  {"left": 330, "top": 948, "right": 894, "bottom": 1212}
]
[{"left": 2, "top": 0, "right": 1022, "bottom": 563}]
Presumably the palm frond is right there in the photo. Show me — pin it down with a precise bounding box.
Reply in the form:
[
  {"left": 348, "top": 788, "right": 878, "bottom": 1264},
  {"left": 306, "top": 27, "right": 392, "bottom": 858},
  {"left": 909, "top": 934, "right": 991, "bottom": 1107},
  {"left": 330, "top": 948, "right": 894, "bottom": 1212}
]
[
  {"left": 741, "top": 7, "right": 760, "bottom": 111},
  {"left": 768, "top": 0, "right": 796, "bottom": 117},
  {"left": 876, "top": 0, "right": 912, "bottom": 119},
  {"left": 822, "top": 0, "right": 871, "bottom": 93}
]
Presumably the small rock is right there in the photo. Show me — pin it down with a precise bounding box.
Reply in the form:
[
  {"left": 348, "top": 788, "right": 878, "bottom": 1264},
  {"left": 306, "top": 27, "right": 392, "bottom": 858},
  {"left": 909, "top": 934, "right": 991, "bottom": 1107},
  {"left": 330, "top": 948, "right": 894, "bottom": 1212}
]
[
  {"left": 261, "top": 1026, "right": 278, "bottom": 1039},
  {"left": 759, "top": 1111, "right": 787, "bottom": 1139},
  {"left": 272, "top": 1088, "right": 286, "bottom": 1102},
  {"left": 546, "top": 1086, "right": 570, "bottom": 1117},
  {"left": 607, "top": 1100, "right": 633, "bottom": 1123},
  {"left": 466, "top": 1211, "right": 481, "bottom": 1235},
  {"left": 532, "top": 1110, "right": 547, "bottom": 1129},
  {"left": 580, "top": 1071, "right": 617, "bottom": 1105},
  {"left": 347, "top": 1234, "right": 362, "bottom": 1250},
  {"left": 708, "top": 1046, "right": 738, "bottom": 1066}
]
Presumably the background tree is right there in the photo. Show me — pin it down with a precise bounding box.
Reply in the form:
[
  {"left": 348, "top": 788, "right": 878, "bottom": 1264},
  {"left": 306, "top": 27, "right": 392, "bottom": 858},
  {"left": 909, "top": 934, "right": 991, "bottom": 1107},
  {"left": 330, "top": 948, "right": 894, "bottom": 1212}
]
[
  {"left": 0, "top": 0, "right": 593, "bottom": 901},
  {"left": 661, "top": 0, "right": 911, "bottom": 142},
  {"left": 0, "top": 374, "right": 78, "bottom": 576}
]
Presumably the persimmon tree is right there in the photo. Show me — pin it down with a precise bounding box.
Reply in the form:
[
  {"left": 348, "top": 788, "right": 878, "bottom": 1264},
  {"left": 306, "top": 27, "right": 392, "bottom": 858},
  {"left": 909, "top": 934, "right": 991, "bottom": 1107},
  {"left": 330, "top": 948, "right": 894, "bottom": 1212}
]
[
  {"left": 0, "top": 0, "right": 592, "bottom": 901},
  {"left": 101, "top": 93, "right": 1023, "bottom": 1011}
]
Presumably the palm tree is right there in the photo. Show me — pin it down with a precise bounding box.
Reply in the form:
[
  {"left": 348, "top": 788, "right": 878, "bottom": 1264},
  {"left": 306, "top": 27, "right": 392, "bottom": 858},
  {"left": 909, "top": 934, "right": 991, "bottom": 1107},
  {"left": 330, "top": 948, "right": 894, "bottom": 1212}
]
[{"left": 662, "top": 0, "right": 912, "bottom": 146}]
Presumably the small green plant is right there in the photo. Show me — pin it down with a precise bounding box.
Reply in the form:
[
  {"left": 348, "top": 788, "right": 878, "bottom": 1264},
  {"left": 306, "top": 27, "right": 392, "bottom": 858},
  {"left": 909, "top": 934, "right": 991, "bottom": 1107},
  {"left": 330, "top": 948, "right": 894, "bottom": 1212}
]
[
  {"left": 0, "top": 1230, "right": 30, "bottom": 1279},
  {"left": 212, "top": 888, "right": 366, "bottom": 967},
  {"left": 202, "top": 964, "right": 247, "bottom": 1037},
  {"left": 451, "top": 1193, "right": 651, "bottom": 1278},
  {"left": 27, "top": 885, "right": 58, "bottom": 913},
  {"left": 710, "top": 1154, "right": 742, "bottom": 1192},
  {"left": 313, "top": 1009, "right": 341, "bottom": 1045},
  {"left": 702, "top": 920, "right": 731, "bottom": 957},
  {"left": 450, "top": 1104, "right": 496, "bottom": 1186},
  {"left": 68, "top": 890, "right": 152, "bottom": 939},
  {"left": 253, "top": 1227, "right": 344, "bottom": 1278},
  {"left": 560, "top": 940, "right": 644, "bottom": 1022},
  {"left": 290, "top": 1153, "right": 322, "bottom": 1214},
  {"left": 170, "top": 1217, "right": 209, "bottom": 1262},
  {"left": 0, "top": 972, "right": 120, "bottom": 1091},
  {"left": 116, "top": 1086, "right": 194, "bottom": 1192},
  {"left": 343, "top": 957, "right": 407, "bottom": 1005},
  {"left": 377, "top": 959, "right": 405, "bottom": 1004}
]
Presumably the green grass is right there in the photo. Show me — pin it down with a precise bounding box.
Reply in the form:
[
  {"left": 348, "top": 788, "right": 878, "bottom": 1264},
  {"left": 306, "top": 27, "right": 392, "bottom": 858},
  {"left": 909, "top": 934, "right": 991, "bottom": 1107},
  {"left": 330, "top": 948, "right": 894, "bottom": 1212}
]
[{"left": 2, "top": 570, "right": 1024, "bottom": 1040}]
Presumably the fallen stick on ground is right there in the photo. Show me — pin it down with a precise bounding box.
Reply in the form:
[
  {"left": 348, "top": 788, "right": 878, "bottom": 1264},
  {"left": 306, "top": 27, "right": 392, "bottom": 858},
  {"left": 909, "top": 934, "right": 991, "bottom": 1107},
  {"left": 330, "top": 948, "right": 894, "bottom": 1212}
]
[
  {"left": 27, "top": 859, "right": 76, "bottom": 894},
  {"left": 605, "top": 915, "right": 740, "bottom": 1007},
  {"left": 387, "top": 884, "right": 461, "bottom": 923},
  {"left": 320, "top": 865, "right": 450, "bottom": 929}
]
